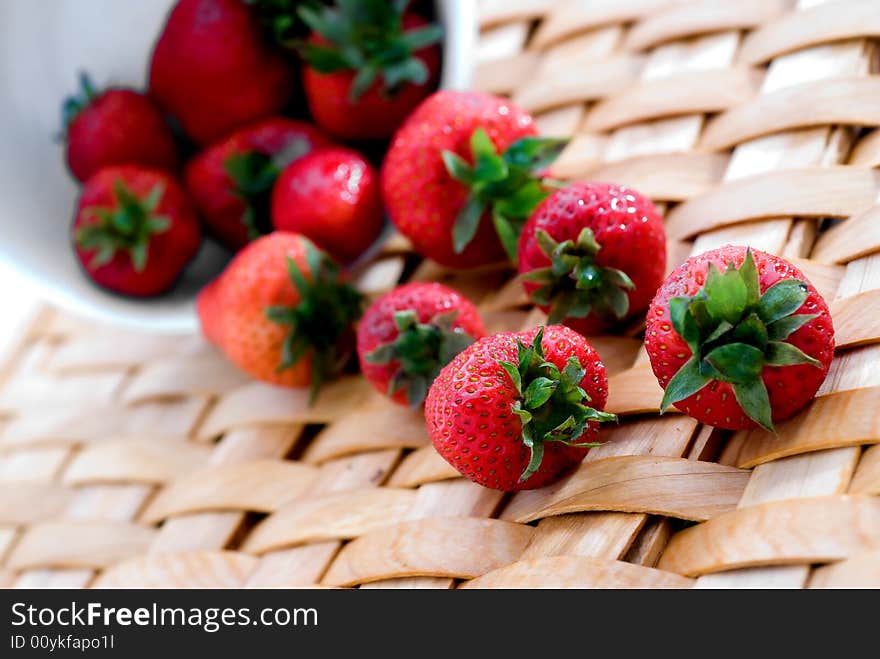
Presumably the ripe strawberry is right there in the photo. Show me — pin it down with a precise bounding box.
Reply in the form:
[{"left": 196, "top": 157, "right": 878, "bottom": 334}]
[
  {"left": 357, "top": 283, "right": 486, "bottom": 407},
  {"left": 149, "top": 0, "right": 293, "bottom": 144},
  {"left": 199, "top": 232, "right": 363, "bottom": 393},
  {"left": 518, "top": 182, "right": 666, "bottom": 335},
  {"left": 382, "top": 90, "right": 567, "bottom": 269},
  {"left": 185, "top": 117, "right": 331, "bottom": 251},
  {"left": 271, "top": 147, "right": 384, "bottom": 263},
  {"left": 62, "top": 73, "right": 178, "bottom": 183},
  {"left": 646, "top": 246, "right": 834, "bottom": 431},
  {"left": 425, "top": 325, "right": 616, "bottom": 491},
  {"left": 297, "top": 2, "right": 441, "bottom": 140},
  {"left": 73, "top": 166, "right": 202, "bottom": 296}
]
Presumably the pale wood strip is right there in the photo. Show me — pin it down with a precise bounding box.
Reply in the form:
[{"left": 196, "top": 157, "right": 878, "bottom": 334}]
[
  {"left": 813, "top": 205, "right": 880, "bottom": 264},
  {"left": 604, "top": 362, "right": 665, "bottom": 415},
  {"left": 788, "top": 257, "right": 845, "bottom": 301},
  {"left": 535, "top": 106, "right": 585, "bottom": 138},
  {"left": 830, "top": 290, "right": 880, "bottom": 348},
  {"left": 479, "top": 0, "right": 553, "bottom": 28},
  {"left": 551, "top": 134, "right": 610, "bottom": 178},
  {"left": 625, "top": 0, "right": 787, "bottom": 52},
  {"left": 501, "top": 456, "right": 749, "bottom": 523},
  {"left": 584, "top": 67, "right": 761, "bottom": 133},
  {"left": 700, "top": 77, "right": 880, "bottom": 151},
  {"left": 301, "top": 400, "right": 429, "bottom": 464},
  {"left": 386, "top": 446, "right": 460, "bottom": 488},
  {"left": 196, "top": 377, "right": 372, "bottom": 440},
  {"left": 577, "top": 152, "right": 728, "bottom": 201},
  {"left": 0, "top": 483, "right": 72, "bottom": 524},
  {"left": 321, "top": 518, "right": 534, "bottom": 587},
  {"left": 850, "top": 128, "right": 880, "bottom": 167},
  {"left": 353, "top": 256, "right": 405, "bottom": 298},
  {"left": 92, "top": 551, "right": 257, "bottom": 588},
  {"left": 15, "top": 569, "right": 94, "bottom": 588},
  {"left": 740, "top": 0, "right": 880, "bottom": 64},
  {"left": 520, "top": 513, "right": 647, "bottom": 561},
  {"left": 694, "top": 565, "right": 808, "bottom": 589},
  {"left": 820, "top": 345, "right": 880, "bottom": 395},
  {"left": 0, "top": 447, "right": 70, "bottom": 482},
  {"left": 531, "top": 0, "right": 677, "bottom": 50},
  {"left": 624, "top": 517, "right": 674, "bottom": 568},
  {"left": 850, "top": 444, "right": 880, "bottom": 494},
  {"left": 0, "top": 526, "right": 17, "bottom": 563},
  {"left": 809, "top": 551, "right": 880, "bottom": 588},
  {"left": 0, "top": 370, "right": 125, "bottom": 411},
  {"left": 0, "top": 397, "right": 207, "bottom": 450},
  {"left": 731, "top": 387, "right": 880, "bottom": 469},
  {"left": 121, "top": 345, "right": 249, "bottom": 404},
  {"left": 665, "top": 166, "right": 878, "bottom": 240},
  {"left": 7, "top": 521, "right": 155, "bottom": 570},
  {"left": 62, "top": 438, "right": 210, "bottom": 486},
  {"left": 312, "top": 450, "right": 401, "bottom": 493},
  {"left": 658, "top": 495, "right": 880, "bottom": 577},
  {"left": 360, "top": 577, "right": 454, "bottom": 589},
  {"left": 47, "top": 332, "right": 199, "bottom": 372},
  {"left": 463, "top": 555, "right": 693, "bottom": 589},
  {"left": 140, "top": 460, "right": 318, "bottom": 524},
  {"left": 243, "top": 489, "right": 419, "bottom": 554},
  {"left": 245, "top": 543, "right": 340, "bottom": 587},
  {"left": 513, "top": 55, "right": 643, "bottom": 113},
  {"left": 476, "top": 21, "right": 529, "bottom": 64}
]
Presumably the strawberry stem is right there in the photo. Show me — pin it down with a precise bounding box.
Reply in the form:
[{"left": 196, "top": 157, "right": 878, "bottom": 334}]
[
  {"left": 660, "top": 248, "right": 822, "bottom": 432},
  {"left": 265, "top": 242, "right": 364, "bottom": 402},
  {"left": 75, "top": 179, "right": 171, "bottom": 273},
  {"left": 523, "top": 227, "right": 635, "bottom": 324},
  {"left": 498, "top": 327, "right": 616, "bottom": 483},
  {"left": 443, "top": 128, "right": 568, "bottom": 260},
  {"left": 365, "top": 309, "right": 476, "bottom": 408},
  {"left": 60, "top": 71, "right": 98, "bottom": 137}
]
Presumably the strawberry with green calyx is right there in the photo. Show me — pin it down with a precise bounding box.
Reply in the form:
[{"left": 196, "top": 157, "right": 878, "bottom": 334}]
[
  {"left": 296, "top": 0, "right": 442, "bottom": 140},
  {"left": 383, "top": 91, "right": 566, "bottom": 269},
  {"left": 73, "top": 166, "right": 201, "bottom": 296},
  {"left": 200, "top": 232, "right": 363, "bottom": 397},
  {"left": 357, "top": 282, "right": 485, "bottom": 407},
  {"left": 443, "top": 128, "right": 568, "bottom": 261},
  {"left": 425, "top": 325, "right": 615, "bottom": 491},
  {"left": 647, "top": 246, "right": 834, "bottom": 432},
  {"left": 517, "top": 182, "right": 666, "bottom": 335}
]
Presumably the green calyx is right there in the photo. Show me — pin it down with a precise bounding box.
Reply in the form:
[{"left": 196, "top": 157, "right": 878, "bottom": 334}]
[
  {"left": 75, "top": 180, "right": 170, "bottom": 273},
  {"left": 294, "top": 0, "right": 443, "bottom": 101},
  {"left": 60, "top": 72, "right": 97, "bottom": 136},
  {"left": 523, "top": 227, "right": 635, "bottom": 325},
  {"left": 499, "top": 327, "right": 617, "bottom": 483},
  {"left": 365, "top": 309, "right": 476, "bottom": 408},
  {"left": 443, "top": 128, "right": 569, "bottom": 261},
  {"left": 660, "top": 248, "right": 822, "bottom": 432},
  {"left": 244, "top": 0, "right": 324, "bottom": 46},
  {"left": 224, "top": 140, "right": 312, "bottom": 241},
  {"left": 265, "top": 241, "right": 364, "bottom": 402}
]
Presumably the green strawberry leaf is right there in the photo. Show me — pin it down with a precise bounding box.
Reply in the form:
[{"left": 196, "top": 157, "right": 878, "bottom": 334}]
[
  {"left": 756, "top": 280, "right": 809, "bottom": 324},
  {"left": 733, "top": 379, "right": 775, "bottom": 433},
  {"left": 660, "top": 356, "right": 711, "bottom": 412},
  {"left": 452, "top": 197, "right": 486, "bottom": 254},
  {"left": 767, "top": 313, "right": 819, "bottom": 340},
  {"left": 702, "top": 343, "right": 764, "bottom": 384},
  {"left": 765, "top": 341, "right": 821, "bottom": 368}
]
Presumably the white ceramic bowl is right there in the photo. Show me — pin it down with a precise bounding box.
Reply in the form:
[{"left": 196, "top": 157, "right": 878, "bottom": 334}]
[{"left": 0, "top": 0, "right": 476, "bottom": 332}]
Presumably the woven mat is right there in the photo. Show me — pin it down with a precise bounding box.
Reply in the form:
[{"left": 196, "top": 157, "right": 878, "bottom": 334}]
[{"left": 1, "top": 0, "right": 880, "bottom": 588}]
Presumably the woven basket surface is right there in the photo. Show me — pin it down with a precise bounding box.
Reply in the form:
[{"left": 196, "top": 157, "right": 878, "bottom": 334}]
[{"left": 2, "top": 0, "right": 880, "bottom": 589}]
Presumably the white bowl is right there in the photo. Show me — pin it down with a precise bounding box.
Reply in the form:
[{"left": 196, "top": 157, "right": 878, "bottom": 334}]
[{"left": 0, "top": 0, "right": 476, "bottom": 332}]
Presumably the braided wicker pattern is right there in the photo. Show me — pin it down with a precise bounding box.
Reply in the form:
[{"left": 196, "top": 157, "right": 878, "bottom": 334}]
[{"left": 1, "top": 0, "right": 879, "bottom": 588}]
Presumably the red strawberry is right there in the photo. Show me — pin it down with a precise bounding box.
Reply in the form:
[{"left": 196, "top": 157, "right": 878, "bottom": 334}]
[
  {"left": 425, "top": 325, "right": 615, "bottom": 491},
  {"left": 271, "top": 147, "right": 384, "bottom": 263},
  {"left": 382, "top": 90, "right": 567, "bottom": 269},
  {"left": 646, "top": 245, "right": 834, "bottom": 431},
  {"left": 357, "top": 282, "right": 486, "bottom": 407},
  {"left": 185, "top": 117, "right": 331, "bottom": 251},
  {"left": 297, "top": 3, "right": 441, "bottom": 140},
  {"left": 149, "top": 0, "right": 293, "bottom": 144},
  {"left": 73, "top": 166, "right": 202, "bottom": 296},
  {"left": 199, "top": 232, "right": 362, "bottom": 393},
  {"left": 62, "top": 73, "right": 178, "bottom": 183},
  {"left": 518, "top": 182, "right": 666, "bottom": 335}
]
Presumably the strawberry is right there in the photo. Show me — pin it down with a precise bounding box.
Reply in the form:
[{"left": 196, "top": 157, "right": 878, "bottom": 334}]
[
  {"left": 62, "top": 73, "right": 178, "bottom": 183},
  {"left": 296, "top": 2, "right": 442, "bottom": 140},
  {"left": 185, "top": 117, "right": 331, "bottom": 251},
  {"left": 271, "top": 146, "right": 384, "bottom": 263},
  {"left": 149, "top": 0, "right": 293, "bottom": 144},
  {"left": 646, "top": 246, "right": 834, "bottom": 431},
  {"left": 73, "top": 166, "right": 202, "bottom": 297},
  {"left": 199, "top": 232, "right": 363, "bottom": 394},
  {"left": 425, "top": 325, "right": 616, "bottom": 491},
  {"left": 382, "top": 90, "right": 567, "bottom": 268},
  {"left": 357, "top": 282, "right": 486, "bottom": 407},
  {"left": 518, "top": 182, "right": 666, "bottom": 335}
]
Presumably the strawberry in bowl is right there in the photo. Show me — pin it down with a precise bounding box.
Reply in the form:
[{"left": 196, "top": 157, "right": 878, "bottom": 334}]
[{"left": 646, "top": 245, "right": 834, "bottom": 431}]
